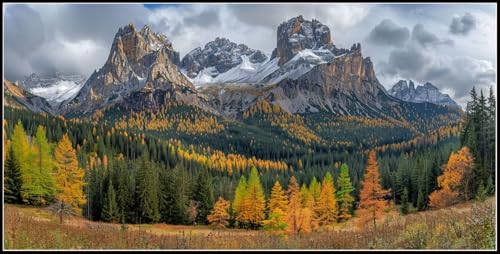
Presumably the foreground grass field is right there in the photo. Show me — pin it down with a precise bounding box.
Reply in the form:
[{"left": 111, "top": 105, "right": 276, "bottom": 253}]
[{"left": 4, "top": 197, "right": 495, "bottom": 249}]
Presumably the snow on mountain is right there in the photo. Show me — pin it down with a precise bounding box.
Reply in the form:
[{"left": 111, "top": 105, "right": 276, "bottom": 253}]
[
  {"left": 18, "top": 73, "right": 86, "bottom": 106},
  {"left": 389, "top": 80, "right": 458, "bottom": 106}
]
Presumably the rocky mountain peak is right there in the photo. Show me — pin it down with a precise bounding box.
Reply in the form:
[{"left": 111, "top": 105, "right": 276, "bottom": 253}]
[
  {"left": 389, "top": 80, "right": 458, "bottom": 106},
  {"left": 181, "top": 38, "right": 268, "bottom": 79},
  {"left": 271, "top": 15, "right": 334, "bottom": 65}
]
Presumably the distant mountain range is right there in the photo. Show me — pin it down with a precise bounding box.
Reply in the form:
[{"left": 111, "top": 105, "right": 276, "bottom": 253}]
[
  {"left": 4, "top": 15, "right": 461, "bottom": 125},
  {"left": 388, "top": 80, "right": 458, "bottom": 106}
]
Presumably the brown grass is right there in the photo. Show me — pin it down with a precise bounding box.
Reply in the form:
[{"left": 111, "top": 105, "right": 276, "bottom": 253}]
[{"left": 4, "top": 197, "right": 495, "bottom": 250}]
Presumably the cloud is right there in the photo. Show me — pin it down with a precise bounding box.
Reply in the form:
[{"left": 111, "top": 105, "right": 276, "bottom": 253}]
[
  {"left": 449, "top": 12, "right": 477, "bottom": 35},
  {"left": 366, "top": 19, "right": 410, "bottom": 47},
  {"left": 411, "top": 24, "right": 454, "bottom": 48},
  {"left": 4, "top": 5, "right": 45, "bottom": 57}
]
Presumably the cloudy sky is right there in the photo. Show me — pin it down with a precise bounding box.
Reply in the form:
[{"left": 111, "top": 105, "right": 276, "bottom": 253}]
[{"left": 3, "top": 3, "right": 497, "bottom": 107}]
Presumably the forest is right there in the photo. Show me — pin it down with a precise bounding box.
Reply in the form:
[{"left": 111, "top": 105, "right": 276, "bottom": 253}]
[{"left": 3, "top": 86, "right": 496, "bottom": 239}]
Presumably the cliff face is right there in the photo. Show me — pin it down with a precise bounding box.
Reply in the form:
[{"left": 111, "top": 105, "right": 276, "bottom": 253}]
[{"left": 65, "top": 23, "right": 212, "bottom": 115}]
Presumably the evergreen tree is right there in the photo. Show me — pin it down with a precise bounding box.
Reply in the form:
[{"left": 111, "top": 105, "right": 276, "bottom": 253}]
[
  {"left": 102, "top": 178, "right": 118, "bottom": 222},
  {"left": 193, "top": 168, "right": 215, "bottom": 224},
  {"left": 4, "top": 147, "right": 23, "bottom": 204},
  {"left": 400, "top": 187, "right": 409, "bottom": 215},
  {"left": 136, "top": 157, "right": 160, "bottom": 223},
  {"left": 336, "top": 164, "right": 354, "bottom": 221}
]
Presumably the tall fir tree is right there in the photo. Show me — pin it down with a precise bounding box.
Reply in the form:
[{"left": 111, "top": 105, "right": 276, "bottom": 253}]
[
  {"left": 102, "top": 177, "right": 118, "bottom": 223},
  {"left": 136, "top": 157, "right": 160, "bottom": 223},
  {"left": 336, "top": 164, "right": 354, "bottom": 221},
  {"left": 4, "top": 147, "right": 23, "bottom": 204},
  {"left": 193, "top": 168, "right": 215, "bottom": 224}
]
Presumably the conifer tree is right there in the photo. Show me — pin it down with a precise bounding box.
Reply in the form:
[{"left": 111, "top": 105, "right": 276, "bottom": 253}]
[
  {"left": 4, "top": 147, "right": 23, "bottom": 204},
  {"left": 232, "top": 176, "right": 248, "bottom": 227},
  {"left": 54, "top": 134, "right": 86, "bottom": 221},
  {"left": 193, "top": 168, "right": 214, "bottom": 224},
  {"left": 33, "top": 125, "right": 56, "bottom": 204},
  {"left": 400, "top": 187, "right": 409, "bottom": 214},
  {"left": 336, "top": 164, "right": 354, "bottom": 221},
  {"left": 11, "top": 120, "right": 35, "bottom": 203},
  {"left": 357, "top": 150, "right": 390, "bottom": 231},
  {"left": 102, "top": 178, "right": 118, "bottom": 222},
  {"left": 268, "top": 181, "right": 289, "bottom": 214},
  {"left": 244, "top": 167, "right": 266, "bottom": 228},
  {"left": 315, "top": 172, "right": 338, "bottom": 226},
  {"left": 308, "top": 176, "right": 321, "bottom": 203},
  {"left": 207, "top": 196, "right": 231, "bottom": 228},
  {"left": 286, "top": 176, "right": 302, "bottom": 233},
  {"left": 136, "top": 157, "right": 160, "bottom": 223}
]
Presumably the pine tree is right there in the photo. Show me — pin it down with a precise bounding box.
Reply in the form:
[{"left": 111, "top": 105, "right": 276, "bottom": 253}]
[
  {"left": 336, "top": 163, "right": 354, "bottom": 221},
  {"left": 315, "top": 172, "right": 338, "bottom": 226},
  {"left": 400, "top": 187, "right": 409, "bottom": 215},
  {"left": 244, "top": 167, "right": 266, "bottom": 228},
  {"left": 102, "top": 178, "right": 118, "bottom": 222},
  {"left": 114, "top": 160, "right": 133, "bottom": 223},
  {"left": 207, "top": 196, "right": 231, "bottom": 228},
  {"left": 193, "top": 168, "right": 214, "bottom": 224},
  {"left": 4, "top": 147, "right": 23, "bottom": 204},
  {"left": 136, "top": 157, "right": 160, "bottom": 223},
  {"left": 54, "top": 133, "right": 86, "bottom": 222},
  {"left": 357, "top": 150, "right": 390, "bottom": 231}
]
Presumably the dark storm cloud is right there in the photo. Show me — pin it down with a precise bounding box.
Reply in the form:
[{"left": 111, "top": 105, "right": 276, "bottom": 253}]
[
  {"left": 3, "top": 4, "right": 149, "bottom": 81},
  {"left": 4, "top": 5, "right": 45, "bottom": 57},
  {"left": 412, "top": 24, "right": 453, "bottom": 48},
  {"left": 449, "top": 12, "right": 477, "bottom": 35},
  {"left": 366, "top": 19, "right": 410, "bottom": 47}
]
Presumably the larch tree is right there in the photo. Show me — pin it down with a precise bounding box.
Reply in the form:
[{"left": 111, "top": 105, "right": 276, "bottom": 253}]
[
  {"left": 429, "top": 146, "right": 475, "bottom": 209},
  {"left": 286, "top": 176, "right": 302, "bottom": 233},
  {"left": 357, "top": 150, "right": 390, "bottom": 231},
  {"left": 4, "top": 146, "right": 23, "bottom": 204},
  {"left": 315, "top": 172, "right": 338, "bottom": 226},
  {"left": 336, "top": 163, "right": 354, "bottom": 221},
  {"left": 244, "top": 167, "right": 266, "bottom": 228},
  {"left": 264, "top": 181, "right": 289, "bottom": 231},
  {"left": 309, "top": 177, "right": 321, "bottom": 203},
  {"left": 207, "top": 196, "right": 231, "bottom": 228},
  {"left": 33, "top": 125, "right": 56, "bottom": 205},
  {"left": 54, "top": 133, "right": 86, "bottom": 223},
  {"left": 232, "top": 175, "right": 248, "bottom": 227},
  {"left": 11, "top": 120, "right": 34, "bottom": 203}
]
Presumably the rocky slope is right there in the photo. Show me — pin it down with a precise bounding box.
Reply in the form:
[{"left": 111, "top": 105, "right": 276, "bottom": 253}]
[
  {"left": 4, "top": 80, "right": 57, "bottom": 115},
  {"left": 181, "top": 37, "right": 268, "bottom": 82},
  {"left": 389, "top": 80, "right": 458, "bottom": 106},
  {"left": 65, "top": 24, "right": 213, "bottom": 115}
]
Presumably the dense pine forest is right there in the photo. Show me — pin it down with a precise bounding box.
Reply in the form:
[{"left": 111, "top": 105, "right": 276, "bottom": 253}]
[{"left": 4, "top": 86, "right": 495, "bottom": 234}]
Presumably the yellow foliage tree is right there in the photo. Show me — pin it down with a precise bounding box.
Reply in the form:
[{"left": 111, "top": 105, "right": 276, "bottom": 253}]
[
  {"left": 207, "top": 196, "right": 231, "bottom": 228},
  {"left": 429, "top": 146, "right": 474, "bottom": 209},
  {"left": 268, "top": 181, "right": 289, "bottom": 214},
  {"left": 54, "top": 134, "right": 86, "bottom": 222},
  {"left": 314, "top": 172, "right": 338, "bottom": 226}
]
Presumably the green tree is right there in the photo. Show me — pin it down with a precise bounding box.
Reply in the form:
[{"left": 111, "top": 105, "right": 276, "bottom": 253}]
[
  {"left": 136, "top": 157, "right": 160, "bottom": 223},
  {"left": 193, "top": 168, "right": 214, "bottom": 224},
  {"left": 232, "top": 176, "right": 248, "bottom": 227},
  {"left": 244, "top": 167, "right": 266, "bottom": 228},
  {"left": 336, "top": 164, "right": 354, "bottom": 221},
  {"left": 4, "top": 147, "right": 23, "bottom": 204},
  {"left": 102, "top": 178, "right": 118, "bottom": 222},
  {"left": 33, "top": 125, "right": 56, "bottom": 205}
]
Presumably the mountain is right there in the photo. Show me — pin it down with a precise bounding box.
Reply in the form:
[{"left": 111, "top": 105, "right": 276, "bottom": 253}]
[
  {"left": 200, "top": 16, "right": 412, "bottom": 118},
  {"left": 17, "top": 73, "right": 86, "bottom": 107},
  {"left": 180, "top": 37, "right": 268, "bottom": 85},
  {"left": 65, "top": 23, "right": 213, "bottom": 116},
  {"left": 389, "top": 80, "right": 458, "bottom": 106},
  {"left": 4, "top": 80, "right": 57, "bottom": 115}
]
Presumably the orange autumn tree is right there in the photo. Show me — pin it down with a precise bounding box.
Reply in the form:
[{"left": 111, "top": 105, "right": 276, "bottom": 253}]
[
  {"left": 286, "top": 176, "right": 303, "bottom": 233},
  {"left": 357, "top": 150, "right": 390, "bottom": 231},
  {"left": 429, "top": 146, "right": 474, "bottom": 209},
  {"left": 53, "top": 133, "right": 86, "bottom": 223},
  {"left": 263, "top": 181, "right": 289, "bottom": 231},
  {"left": 314, "top": 172, "right": 338, "bottom": 227},
  {"left": 207, "top": 196, "right": 231, "bottom": 228}
]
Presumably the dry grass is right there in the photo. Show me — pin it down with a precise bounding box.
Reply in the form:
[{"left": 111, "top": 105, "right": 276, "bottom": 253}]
[{"left": 4, "top": 197, "right": 495, "bottom": 250}]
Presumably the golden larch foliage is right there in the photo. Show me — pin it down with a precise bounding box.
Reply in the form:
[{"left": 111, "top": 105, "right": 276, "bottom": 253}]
[{"left": 207, "top": 196, "right": 231, "bottom": 228}]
